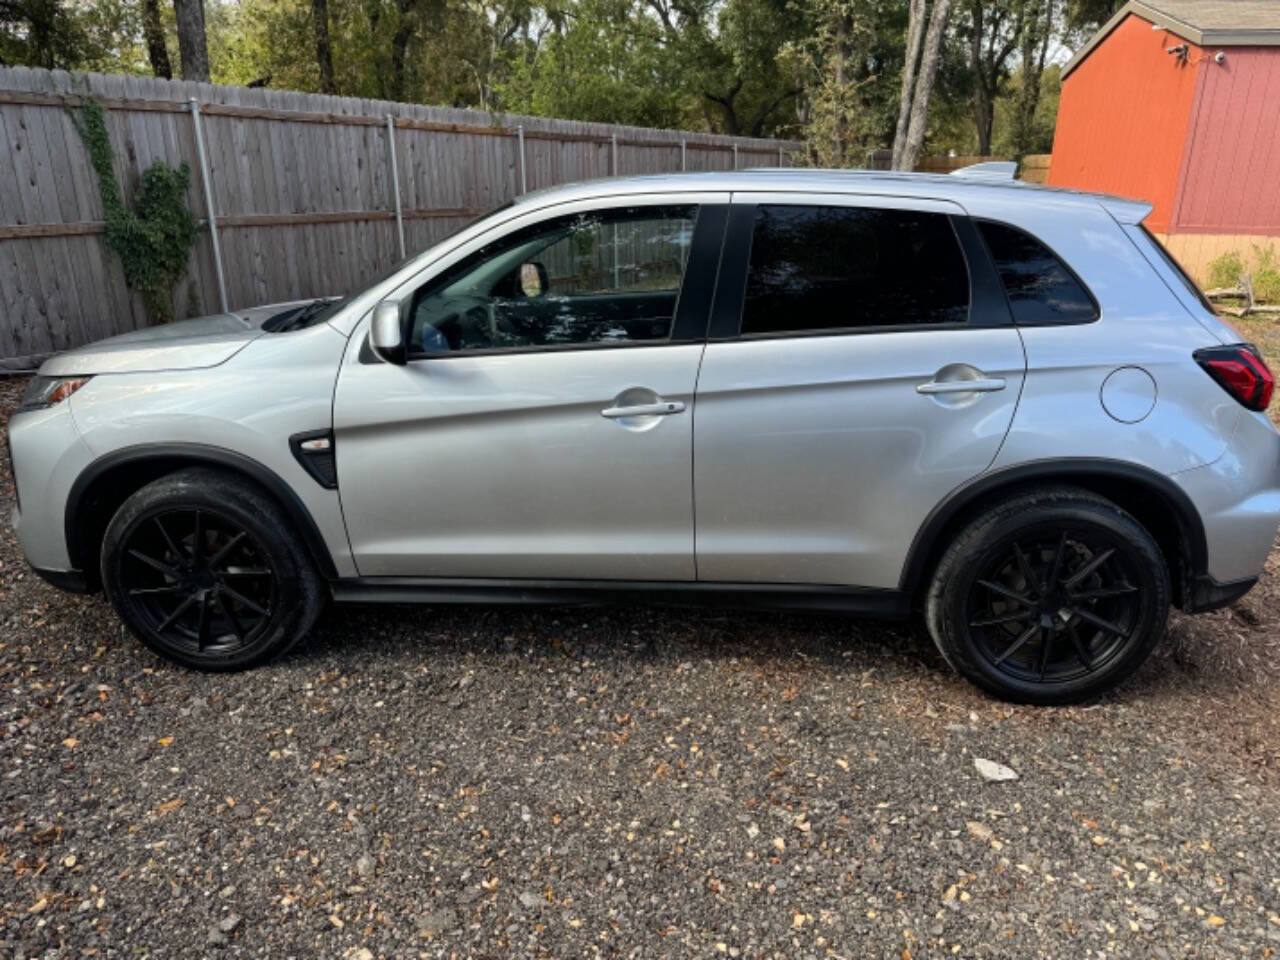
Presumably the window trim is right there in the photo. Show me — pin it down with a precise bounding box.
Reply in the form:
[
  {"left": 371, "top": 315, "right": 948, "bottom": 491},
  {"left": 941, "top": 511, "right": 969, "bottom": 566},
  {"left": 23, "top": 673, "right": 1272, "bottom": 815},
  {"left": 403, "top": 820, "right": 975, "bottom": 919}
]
[
  {"left": 974, "top": 217, "right": 1102, "bottom": 327},
  {"left": 391, "top": 202, "right": 723, "bottom": 363},
  {"left": 708, "top": 200, "right": 1001, "bottom": 341}
]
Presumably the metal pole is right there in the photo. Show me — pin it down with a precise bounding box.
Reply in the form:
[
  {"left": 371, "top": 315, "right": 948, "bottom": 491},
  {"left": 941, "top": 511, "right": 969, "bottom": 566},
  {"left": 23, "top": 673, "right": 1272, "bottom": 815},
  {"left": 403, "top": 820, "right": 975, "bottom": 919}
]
[
  {"left": 516, "top": 125, "right": 527, "bottom": 195},
  {"left": 778, "top": 144, "right": 785, "bottom": 167},
  {"left": 385, "top": 114, "right": 406, "bottom": 260},
  {"left": 188, "top": 98, "right": 227, "bottom": 313},
  {"left": 732, "top": 143, "right": 739, "bottom": 170},
  {"left": 610, "top": 134, "right": 617, "bottom": 176},
  {"left": 680, "top": 139, "right": 687, "bottom": 171}
]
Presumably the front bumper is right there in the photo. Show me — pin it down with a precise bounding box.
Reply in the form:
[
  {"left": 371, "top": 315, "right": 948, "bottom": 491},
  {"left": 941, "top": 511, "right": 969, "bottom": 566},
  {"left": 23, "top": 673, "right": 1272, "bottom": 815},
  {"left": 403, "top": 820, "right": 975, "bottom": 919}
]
[
  {"left": 31, "top": 565, "right": 92, "bottom": 594},
  {"left": 7, "top": 402, "right": 96, "bottom": 573}
]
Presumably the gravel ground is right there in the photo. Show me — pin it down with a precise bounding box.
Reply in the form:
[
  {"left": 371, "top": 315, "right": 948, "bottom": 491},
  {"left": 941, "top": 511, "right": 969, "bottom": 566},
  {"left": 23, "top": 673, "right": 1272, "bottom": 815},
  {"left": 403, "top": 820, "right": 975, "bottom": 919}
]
[{"left": 3, "top": 375, "right": 1280, "bottom": 959}]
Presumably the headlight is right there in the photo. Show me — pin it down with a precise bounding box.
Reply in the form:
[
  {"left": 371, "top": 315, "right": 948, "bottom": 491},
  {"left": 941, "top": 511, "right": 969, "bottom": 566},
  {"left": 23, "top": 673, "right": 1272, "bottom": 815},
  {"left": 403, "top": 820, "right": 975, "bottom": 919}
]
[{"left": 18, "top": 376, "right": 91, "bottom": 413}]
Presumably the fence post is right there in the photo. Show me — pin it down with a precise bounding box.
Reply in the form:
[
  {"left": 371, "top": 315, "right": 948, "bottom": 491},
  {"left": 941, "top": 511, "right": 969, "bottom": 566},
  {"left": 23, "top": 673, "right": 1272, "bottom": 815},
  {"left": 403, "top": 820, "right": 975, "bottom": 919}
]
[
  {"left": 681, "top": 138, "right": 687, "bottom": 172},
  {"left": 778, "top": 145, "right": 785, "bottom": 167},
  {"left": 732, "top": 143, "right": 739, "bottom": 170},
  {"left": 187, "top": 98, "right": 228, "bottom": 313},
  {"left": 384, "top": 114, "right": 406, "bottom": 260},
  {"left": 516, "top": 125, "right": 527, "bottom": 195},
  {"left": 610, "top": 134, "right": 617, "bottom": 176}
]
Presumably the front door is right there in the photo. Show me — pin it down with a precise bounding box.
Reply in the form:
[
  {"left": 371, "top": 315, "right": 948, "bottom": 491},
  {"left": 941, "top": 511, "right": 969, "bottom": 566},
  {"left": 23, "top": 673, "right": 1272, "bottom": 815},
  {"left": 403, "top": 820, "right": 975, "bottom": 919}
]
[
  {"left": 334, "top": 200, "right": 726, "bottom": 580},
  {"left": 693, "top": 194, "right": 1027, "bottom": 589}
]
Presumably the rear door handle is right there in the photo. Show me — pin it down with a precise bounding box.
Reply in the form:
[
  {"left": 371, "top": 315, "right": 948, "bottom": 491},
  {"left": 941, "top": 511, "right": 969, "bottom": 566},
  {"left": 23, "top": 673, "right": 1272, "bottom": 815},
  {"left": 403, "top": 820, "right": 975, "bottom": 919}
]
[
  {"left": 917, "top": 378, "right": 1006, "bottom": 395},
  {"left": 601, "top": 400, "right": 686, "bottom": 418}
]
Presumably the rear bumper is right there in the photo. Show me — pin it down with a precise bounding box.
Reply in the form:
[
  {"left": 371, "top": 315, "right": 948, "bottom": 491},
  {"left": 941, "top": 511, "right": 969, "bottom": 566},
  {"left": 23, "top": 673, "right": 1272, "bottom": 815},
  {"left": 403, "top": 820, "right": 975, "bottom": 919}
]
[
  {"left": 1185, "top": 574, "right": 1257, "bottom": 613},
  {"left": 1172, "top": 411, "right": 1280, "bottom": 585}
]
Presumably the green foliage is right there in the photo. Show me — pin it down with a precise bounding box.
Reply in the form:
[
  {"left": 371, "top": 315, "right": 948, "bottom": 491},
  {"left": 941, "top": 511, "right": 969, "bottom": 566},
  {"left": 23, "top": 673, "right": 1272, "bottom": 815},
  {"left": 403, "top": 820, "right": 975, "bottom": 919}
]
[
  {"left": 1207, "top": 250, "right": 1244, "bottom": 289},
  {"left": 1252, "top": 245, "right": 1280, "bottom": 304},
  {"left": 790, "top": 0, "right": 905, "bottom": 165},
  {"left": 70, "top": 99, "right": 198, "bottom": 323}
]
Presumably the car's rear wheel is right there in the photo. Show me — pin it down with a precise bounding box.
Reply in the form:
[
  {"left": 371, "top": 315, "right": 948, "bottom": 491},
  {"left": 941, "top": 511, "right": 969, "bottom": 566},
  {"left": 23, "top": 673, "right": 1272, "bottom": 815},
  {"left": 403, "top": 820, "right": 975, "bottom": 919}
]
[
  {"left": 926, "top": 488, "right": 1170, "bottom": 705},
  {"left": 101, "top": 468, "right": 323, "bottom": 670}
]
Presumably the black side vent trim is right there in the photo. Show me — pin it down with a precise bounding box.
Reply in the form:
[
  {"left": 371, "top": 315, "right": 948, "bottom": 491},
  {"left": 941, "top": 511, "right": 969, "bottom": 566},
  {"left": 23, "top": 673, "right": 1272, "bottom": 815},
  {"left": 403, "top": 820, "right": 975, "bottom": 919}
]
[{"left": 289, "top": 430, "right": 338, "bottom": 489}]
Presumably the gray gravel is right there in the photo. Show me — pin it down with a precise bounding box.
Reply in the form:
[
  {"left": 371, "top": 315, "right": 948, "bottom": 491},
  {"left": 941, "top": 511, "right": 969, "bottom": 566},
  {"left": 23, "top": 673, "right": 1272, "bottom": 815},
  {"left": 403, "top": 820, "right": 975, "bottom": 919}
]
[{"left": 3, "top": 377, "right": 1280, "bottom": 958}]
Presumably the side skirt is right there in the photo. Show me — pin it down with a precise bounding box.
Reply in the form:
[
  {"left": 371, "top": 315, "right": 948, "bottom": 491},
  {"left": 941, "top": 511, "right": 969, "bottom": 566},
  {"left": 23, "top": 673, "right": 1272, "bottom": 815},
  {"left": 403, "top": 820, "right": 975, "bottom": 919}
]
[{"left": 329, "top": 577, "right": 912, "bottom": 617}]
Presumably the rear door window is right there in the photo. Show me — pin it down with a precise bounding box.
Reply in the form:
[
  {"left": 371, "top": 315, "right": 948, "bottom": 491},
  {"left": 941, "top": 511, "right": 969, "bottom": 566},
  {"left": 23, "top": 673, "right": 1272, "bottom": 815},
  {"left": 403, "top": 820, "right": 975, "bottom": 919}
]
[
  {"left": 978, "top": 221, "right": 1099, "bottom": 325},
  {"left": 740, "top": 205, "right": 971, "bottom": 335}
]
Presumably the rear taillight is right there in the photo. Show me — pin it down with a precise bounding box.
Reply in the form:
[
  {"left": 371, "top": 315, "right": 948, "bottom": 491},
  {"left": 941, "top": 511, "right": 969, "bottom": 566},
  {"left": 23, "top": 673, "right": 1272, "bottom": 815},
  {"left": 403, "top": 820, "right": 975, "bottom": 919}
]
[{"left": 1194, "top": 343, "right": 1274, "bottom": 412}]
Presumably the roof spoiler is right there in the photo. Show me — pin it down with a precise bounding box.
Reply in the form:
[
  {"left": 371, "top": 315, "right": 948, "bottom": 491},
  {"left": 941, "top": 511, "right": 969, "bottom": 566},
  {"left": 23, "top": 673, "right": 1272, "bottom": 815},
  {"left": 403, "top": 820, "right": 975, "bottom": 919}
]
[
  {"left": 1100, "top": 197, "right": 1154, "bottom": 224},
  {"left": 950, "top": 161, "right": 1017, "bottom": 180}
]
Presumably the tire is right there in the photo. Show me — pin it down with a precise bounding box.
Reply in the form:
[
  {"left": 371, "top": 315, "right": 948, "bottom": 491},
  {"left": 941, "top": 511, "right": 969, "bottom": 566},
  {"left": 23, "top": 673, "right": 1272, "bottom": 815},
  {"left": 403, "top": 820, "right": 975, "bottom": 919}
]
[
  {"left": 925, "top": 487, "right": 1170, "bottom": 705},
  {"left": 100, "top": 467, "right": 324, "bottom": 671}
]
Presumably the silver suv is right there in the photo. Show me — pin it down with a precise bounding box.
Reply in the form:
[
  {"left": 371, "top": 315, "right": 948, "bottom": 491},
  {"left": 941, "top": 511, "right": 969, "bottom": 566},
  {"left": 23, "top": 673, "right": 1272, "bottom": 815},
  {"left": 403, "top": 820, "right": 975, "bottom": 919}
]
[{"left": 8, "top": 168, "right": 1279, "bottom": 704}]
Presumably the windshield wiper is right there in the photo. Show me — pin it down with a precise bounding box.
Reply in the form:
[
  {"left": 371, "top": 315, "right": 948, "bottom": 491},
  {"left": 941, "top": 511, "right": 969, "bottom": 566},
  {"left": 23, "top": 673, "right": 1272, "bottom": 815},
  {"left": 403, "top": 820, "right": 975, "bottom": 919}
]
[{"left": 270, "top": 298, "right": 342, "bottom": 332}]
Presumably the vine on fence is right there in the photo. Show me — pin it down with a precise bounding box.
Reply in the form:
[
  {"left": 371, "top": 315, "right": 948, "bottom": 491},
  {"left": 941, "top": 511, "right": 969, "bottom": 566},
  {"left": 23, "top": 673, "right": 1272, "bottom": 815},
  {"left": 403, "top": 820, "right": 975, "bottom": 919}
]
[{"left": 69, "top": 99, "right": 198, "bottom": 323}]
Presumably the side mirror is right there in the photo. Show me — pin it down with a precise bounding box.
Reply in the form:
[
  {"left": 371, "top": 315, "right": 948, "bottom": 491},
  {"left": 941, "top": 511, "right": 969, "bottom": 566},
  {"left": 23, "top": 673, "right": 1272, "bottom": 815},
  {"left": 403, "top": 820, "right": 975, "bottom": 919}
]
[{"left": 370, "top": 300, "right": 406, "bottom": 365}]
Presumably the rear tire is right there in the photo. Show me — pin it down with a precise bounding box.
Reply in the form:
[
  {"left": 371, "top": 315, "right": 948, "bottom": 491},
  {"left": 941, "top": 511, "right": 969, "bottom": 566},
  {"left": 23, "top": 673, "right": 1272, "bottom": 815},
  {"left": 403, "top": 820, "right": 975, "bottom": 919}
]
[
  {"left": 101, "top": 468, "right": 324, "bottom": 671},
  {"left": 925, "top": 487, "right": 1169, "bottom": 705}
]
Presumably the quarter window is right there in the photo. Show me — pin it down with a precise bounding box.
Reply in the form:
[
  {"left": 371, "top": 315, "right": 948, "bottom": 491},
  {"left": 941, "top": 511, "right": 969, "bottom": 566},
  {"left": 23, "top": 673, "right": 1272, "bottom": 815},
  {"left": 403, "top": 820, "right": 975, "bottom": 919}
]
[
  {"left": 406, "top": 205, "right": 697, "bottom": 356},
  {"left": 978, "top": 221, "right": 1099, "bottom": 325},
  {"left": 740, "top": 205, "right": 971, "bottom": 335}
]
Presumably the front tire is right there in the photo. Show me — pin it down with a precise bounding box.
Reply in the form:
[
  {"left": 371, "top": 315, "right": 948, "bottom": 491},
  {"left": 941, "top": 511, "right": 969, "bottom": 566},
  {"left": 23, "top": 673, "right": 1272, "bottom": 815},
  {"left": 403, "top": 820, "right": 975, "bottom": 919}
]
[
  {"left": 101, "top": 468, "right": 324, "bottom": 671},
  {"left": 926, "top": 488, "right": 1170, "bottom": 705}
]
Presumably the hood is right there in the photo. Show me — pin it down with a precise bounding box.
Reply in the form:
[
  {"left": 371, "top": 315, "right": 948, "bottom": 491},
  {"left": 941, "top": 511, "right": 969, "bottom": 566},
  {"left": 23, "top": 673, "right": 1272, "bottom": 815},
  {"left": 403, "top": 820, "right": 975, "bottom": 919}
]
[{"left": 39, "top": 300, "right": 322, "bottom": 377}]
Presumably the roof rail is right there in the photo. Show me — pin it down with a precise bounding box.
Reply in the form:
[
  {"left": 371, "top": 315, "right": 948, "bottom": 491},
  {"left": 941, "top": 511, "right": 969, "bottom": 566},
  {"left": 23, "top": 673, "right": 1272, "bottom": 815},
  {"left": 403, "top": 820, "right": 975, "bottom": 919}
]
[{"left": 950, "top": 161, "right": 1018, "bottom": 181}]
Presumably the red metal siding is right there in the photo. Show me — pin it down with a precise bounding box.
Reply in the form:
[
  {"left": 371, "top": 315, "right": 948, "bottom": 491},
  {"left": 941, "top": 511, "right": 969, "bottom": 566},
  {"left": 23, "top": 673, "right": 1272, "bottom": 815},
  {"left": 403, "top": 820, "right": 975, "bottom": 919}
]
[
  {"left": 1171, "top": 47, "right": 1280, "bottom": 235},
  {"left": 1048, "top": 14, "right": 1201, "bottom": 233}
]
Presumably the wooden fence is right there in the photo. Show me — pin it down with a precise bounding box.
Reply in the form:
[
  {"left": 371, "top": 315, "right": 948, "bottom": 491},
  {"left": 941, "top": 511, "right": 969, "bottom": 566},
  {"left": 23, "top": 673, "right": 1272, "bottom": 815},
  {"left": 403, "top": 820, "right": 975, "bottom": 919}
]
[{"left": 0, "top": 66, "right": 801, "bottom": 365}]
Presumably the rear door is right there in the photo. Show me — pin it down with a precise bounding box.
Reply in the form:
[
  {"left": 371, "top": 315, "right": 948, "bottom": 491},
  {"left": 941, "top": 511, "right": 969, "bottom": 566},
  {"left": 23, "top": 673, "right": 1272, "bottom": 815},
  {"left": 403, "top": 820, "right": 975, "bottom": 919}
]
[{"left": 692, "top": 193, "right": 1026, "bottom": 589}]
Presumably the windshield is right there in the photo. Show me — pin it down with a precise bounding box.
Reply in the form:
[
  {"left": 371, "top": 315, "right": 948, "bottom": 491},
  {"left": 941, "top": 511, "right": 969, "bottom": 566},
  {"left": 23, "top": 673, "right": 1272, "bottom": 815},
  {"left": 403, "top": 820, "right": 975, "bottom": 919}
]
[{"left": 267, "top": 200, "right": 517, "bottom": 332}]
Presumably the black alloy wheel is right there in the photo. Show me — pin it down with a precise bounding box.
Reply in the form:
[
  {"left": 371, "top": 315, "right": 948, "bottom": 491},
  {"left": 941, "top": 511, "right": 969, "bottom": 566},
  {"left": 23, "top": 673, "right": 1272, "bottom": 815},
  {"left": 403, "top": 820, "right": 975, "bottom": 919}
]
[
  {"left": 967, "top": 528, "right": 1141, "bottom": 684},
  {"left": 118, "top": 508, "right": 277, "bottom": 655},
  {"left": 101, "top": 467, "right": 323, "bottom": 670},
  {"left": 926, "top": 488, "right": 1170, "bottom": 704}
]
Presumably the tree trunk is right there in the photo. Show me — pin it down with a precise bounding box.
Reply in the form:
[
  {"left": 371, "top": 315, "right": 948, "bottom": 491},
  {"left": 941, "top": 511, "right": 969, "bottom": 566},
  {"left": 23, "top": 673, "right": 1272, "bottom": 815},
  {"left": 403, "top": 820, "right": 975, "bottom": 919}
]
[
  {"left": 969, "top": 0, "right": 993, "bottom": 155},
  {"left": 832, "top": 10, "right": 847, "bottom": 164},
  {"left": 142, "top": 0, "right": 172, "bottom": 79},
  {"left": 389, "top": 0, "right": 419, "bottom": 102},
  {"left": 890, "top": 0, "right": 927, "bottom": 170},
  {"left": 1012, "top": 0, "right": 1055, "bottom": 157},
  {"left": 172, "top": 0, "right": 211, "bottom": 82},
  {"left": 24, "top": 0, "right": 58, "bottom": 69},
  {"left": 899, "top": 0, "right": 952, "bottom": 172},
  {"left": 312, "top": 0, "right": 336, "bottom": 94}
]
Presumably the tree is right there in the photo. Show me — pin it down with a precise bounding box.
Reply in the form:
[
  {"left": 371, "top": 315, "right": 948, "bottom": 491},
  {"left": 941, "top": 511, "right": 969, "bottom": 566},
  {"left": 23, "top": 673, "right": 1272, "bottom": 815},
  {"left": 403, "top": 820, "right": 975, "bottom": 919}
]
[
  {"left": 0, "top": 0, "right": 84, "bottom": 68},
  {"left": 311, "top": 0, "right": 335, "bottom": 93},
  {"left": 891, "top": 0, "right": 951, "bottom": 170},
  {"left": 142, "top": 0, "right": 172, "bottom": 78},
  {"left": 173, "top": 0, "right": 210, "bottom": 81},
  {"left": 889, "top": 0, "right": 925, "bottom": 170},
  {"left": 1010, "top": 0, "right": 1054, "bottom": 158}
]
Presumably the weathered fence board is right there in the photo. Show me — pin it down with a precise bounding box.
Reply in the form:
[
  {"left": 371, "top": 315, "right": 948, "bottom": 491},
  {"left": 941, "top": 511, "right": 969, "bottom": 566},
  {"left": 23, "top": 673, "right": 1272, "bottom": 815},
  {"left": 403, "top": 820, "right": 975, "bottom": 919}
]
[{"left": 0, "top": 65, "right": 801, "bottom": 364}]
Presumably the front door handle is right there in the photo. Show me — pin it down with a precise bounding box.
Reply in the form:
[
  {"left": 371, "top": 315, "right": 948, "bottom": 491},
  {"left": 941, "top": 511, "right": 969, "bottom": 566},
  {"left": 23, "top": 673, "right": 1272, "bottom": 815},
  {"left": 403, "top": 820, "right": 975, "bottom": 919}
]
[
  {"left": 601, "top": 400, "right": 686, "bottom": 418},
  {"left": 917, "top": 377, "right": 1006, "bottom": 395}
]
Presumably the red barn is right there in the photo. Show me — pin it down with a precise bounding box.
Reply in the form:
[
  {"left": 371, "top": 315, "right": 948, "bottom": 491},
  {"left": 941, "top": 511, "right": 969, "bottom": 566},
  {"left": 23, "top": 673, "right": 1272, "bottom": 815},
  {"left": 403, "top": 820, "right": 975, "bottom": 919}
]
[{"left": 1049, "top": 0, "right": 1280, "bottom": 284}]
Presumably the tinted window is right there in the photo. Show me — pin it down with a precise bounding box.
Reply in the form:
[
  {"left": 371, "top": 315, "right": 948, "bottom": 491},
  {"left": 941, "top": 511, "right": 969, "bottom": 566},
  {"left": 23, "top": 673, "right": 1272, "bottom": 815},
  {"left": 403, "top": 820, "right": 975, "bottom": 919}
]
[
  {"left": 406, "top": 205, "right": 696, "bottom": 356},
  {"left": 740, "top": 205, "right": 970, "bottom": 335},
  {"left": 978, "top": 221, "right": 1098, "bottom": 325}
]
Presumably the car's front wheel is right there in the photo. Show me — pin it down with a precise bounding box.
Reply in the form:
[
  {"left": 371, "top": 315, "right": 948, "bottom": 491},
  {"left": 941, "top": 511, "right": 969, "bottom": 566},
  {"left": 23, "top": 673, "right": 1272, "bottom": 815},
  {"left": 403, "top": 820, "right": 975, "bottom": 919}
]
[
  {"left": 926, "top": 487, "right": 1170, "bottom": 705},
  {"left": 101, "top": 468, "right": 324, "bottom": 670}
]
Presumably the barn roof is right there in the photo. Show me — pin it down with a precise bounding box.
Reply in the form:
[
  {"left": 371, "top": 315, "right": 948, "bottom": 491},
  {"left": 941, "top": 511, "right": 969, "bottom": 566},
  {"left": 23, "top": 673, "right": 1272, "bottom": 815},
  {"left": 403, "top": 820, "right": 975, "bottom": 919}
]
[{"left": 1063, "top": 1, "right": 1280, "bottom": 79}]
